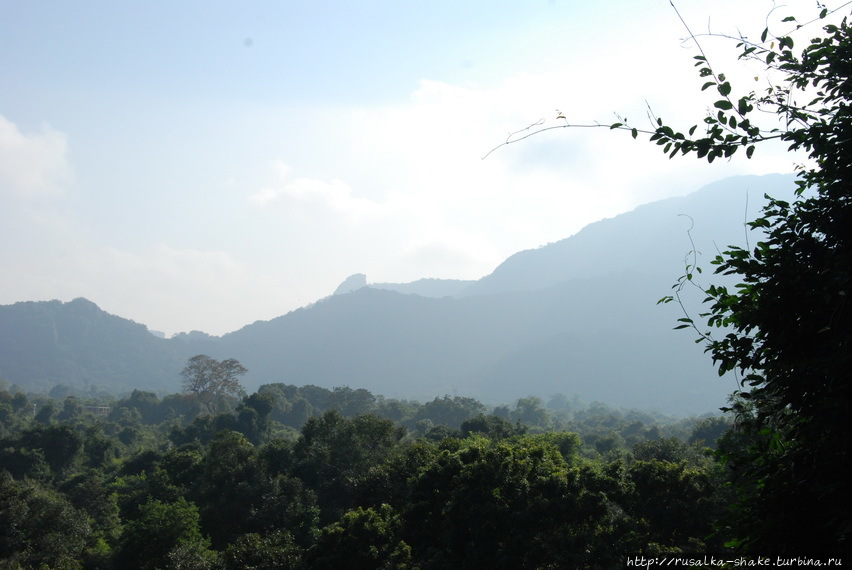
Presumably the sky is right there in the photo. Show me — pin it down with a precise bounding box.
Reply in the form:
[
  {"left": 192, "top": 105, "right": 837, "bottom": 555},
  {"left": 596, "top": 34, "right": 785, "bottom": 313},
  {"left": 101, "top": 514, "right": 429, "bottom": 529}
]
[{"left": 0, "top": 0, "right": 840, "bottom": 336}]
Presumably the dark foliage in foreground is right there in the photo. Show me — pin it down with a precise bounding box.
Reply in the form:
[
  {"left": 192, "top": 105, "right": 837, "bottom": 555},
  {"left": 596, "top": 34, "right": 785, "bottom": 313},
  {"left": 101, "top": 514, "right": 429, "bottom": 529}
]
[{"left": 0, "top": 383, "right": 731, "bottom": 568}]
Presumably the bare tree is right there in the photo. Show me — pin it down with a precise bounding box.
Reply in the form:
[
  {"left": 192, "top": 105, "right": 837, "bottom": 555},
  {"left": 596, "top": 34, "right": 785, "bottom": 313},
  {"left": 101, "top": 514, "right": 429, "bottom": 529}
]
[{"left": 180, "top": 355, "right": 247, "bottom": 414}]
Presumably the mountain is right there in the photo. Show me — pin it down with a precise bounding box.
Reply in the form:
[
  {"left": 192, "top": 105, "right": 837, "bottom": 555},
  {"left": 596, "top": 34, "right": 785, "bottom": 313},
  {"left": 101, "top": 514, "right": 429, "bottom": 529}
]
[
  {"left": 370, "top": 278, "right": 475, "bottom": 298},
  {"left": 0, "top": 298, "right": 191, "bottom": 394},
  {"left": 333, "top": 273, "right": 368, "bottom": 295},
  {"left": 461, "top": 173, "right": 796, "bottom": 297},
  {"left": 217, "top": 268, "right": 726, "bottom": 412},
  {"left": 0, "top": 174, "right": 798, "bottom": 413}
]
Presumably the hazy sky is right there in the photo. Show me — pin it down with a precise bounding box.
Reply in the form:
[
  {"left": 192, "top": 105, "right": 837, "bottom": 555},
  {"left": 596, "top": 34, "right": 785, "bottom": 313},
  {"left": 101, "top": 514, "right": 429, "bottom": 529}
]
[{"left": 0, "top": 1, "right": 835, "bottom": 335}]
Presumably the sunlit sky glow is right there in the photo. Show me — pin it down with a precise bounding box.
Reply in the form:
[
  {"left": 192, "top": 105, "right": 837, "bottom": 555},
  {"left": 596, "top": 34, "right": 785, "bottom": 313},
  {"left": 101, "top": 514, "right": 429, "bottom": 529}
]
[{"left": 1, "top": 1, "right": 839, "bottom": 335}]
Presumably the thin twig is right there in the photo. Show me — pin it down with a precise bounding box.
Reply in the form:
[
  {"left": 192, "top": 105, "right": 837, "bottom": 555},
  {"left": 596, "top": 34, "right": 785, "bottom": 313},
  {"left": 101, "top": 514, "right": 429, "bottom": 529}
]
[{"left": 482, "top": 121, "right": 650, "bottom": 160}]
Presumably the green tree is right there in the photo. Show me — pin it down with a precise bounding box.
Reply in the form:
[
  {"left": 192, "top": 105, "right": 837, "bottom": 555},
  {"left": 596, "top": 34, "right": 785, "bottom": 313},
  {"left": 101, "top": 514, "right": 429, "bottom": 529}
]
[
  {"left": 374, "top": 396, "right": 417, "bottom": 423},
  {"left": 632, "top": 437, "right": 693, "bottom": 464},
  {"left": 236, "top": 392, "right": 274, "bottom": 444},
  {"left": 412, "top": 395, "right": 486, "bottom": 429},
  {"left": 246, "top": 472, "right": 320, "bottom": 547},
  {"left": 57, "top": 396, "right": 82, "bottom": 421},
  {"left": 81, "top": 423, "right": 120, "bottom": 468},
  {"left": 34, "top": 400, "right": 56, "bottom": 424},
  {"left": 642, "top": 6, "right": 852, "bottom": 553},
  {"left": 329, "top": 386, "right": 376, "bottom": 417},
  {"left": 621, "top": 460, "right": 718, "bottom": 551},
  {"left": 223, "top": 530, "right": 304, "bottom": 570},
  {"left": 197, "top": 430, "right": 260, "bottom": 548},
  {"left": 153, "top": 444, "right": 205, "bottom": 499},
  {"left": 293, "top": 411, "right": 406, "bottom": 523},
  {"left": 399, "top": 436, "right": 615, "bottom": 567},
  {"left": 689, "top": 416, "right": 731, "bottom": 448},
  {"left": 116, "top": 497, "right": 216, "bottom": 570},
  {"left": 509, "top": 395, "right": 552, "bottom": 431},
  {"left": 19, "top": 424, "right": 83, "bottom": 477},
  {"left": 0, "top": 472, "right": 91, "bottom": 569},
  {"left": 180, "top": 355, "right": 247, "bottom": 415},
  {"left": 0, "top": 390, "right": 30, "bottom": 434},
  {"left": 460, "top": 413, "right": 526, "bottom": 440},
  {"left": 60, "top": 470, "right": 123, "bottom": 565},
  {"left": 307, "top": 504, "right": 412, "bottom": 569},
  {"left": 112, "top": 389, "right": 165, "bottom": 424}
]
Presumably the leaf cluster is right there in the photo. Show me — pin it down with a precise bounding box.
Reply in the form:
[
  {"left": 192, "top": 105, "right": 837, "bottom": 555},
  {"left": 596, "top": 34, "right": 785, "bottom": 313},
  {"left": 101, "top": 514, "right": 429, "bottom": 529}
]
[{"left": 654, "top": 5, "right": 852, "bottom": 553}]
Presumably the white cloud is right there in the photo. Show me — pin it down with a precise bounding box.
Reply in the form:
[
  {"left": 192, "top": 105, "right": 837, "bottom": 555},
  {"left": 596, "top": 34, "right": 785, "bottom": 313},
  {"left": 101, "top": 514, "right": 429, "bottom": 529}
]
[
  {"left": 251, "top": 160, "right": 384, "bottom": 224},
  {"left": 3, "top": 241, "right": 294, "bottom": 337},
  {"left": 82, "top": 244, "right": 291, "bottom": 336},
  {"left": 389, "top": 231, "right": 502, "bottom": 282},
  {"left": 0, "top": 115, "right": 72, "bottom": 199},
  {"left": 275, "top": 51, "right": 804, "bottom": 296},
  {"left": 0, "top": 114, "right": 294, "bottom": 336},
  {"left": 343, "top": 60, "right": 800, "bottom": 234}
]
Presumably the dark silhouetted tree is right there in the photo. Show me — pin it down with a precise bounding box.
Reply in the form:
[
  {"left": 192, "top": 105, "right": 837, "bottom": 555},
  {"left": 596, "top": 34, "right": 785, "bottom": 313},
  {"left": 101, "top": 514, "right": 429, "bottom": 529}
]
[
  {"left": 643, "top": 6, "right": 852, "bottom": 553},
  {"left": 180, "top": 355, "right": 247, "bottom": 415}
]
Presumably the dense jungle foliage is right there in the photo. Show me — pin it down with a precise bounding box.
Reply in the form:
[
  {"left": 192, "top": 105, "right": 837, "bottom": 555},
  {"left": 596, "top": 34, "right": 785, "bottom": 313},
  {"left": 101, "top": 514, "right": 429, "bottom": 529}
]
[
  {"left": 1, "top": 380, "right": 733, "bottom": 569},
  {"left": 647, "top": 5, "right": 852, "bottom": 554}
]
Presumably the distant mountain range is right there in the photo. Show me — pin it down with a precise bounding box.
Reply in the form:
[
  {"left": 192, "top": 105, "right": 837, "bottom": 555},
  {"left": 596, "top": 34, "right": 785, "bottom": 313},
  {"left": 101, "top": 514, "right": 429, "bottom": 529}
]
[{"left": 0, "top": 174, "right": 797, "bottom": 414}]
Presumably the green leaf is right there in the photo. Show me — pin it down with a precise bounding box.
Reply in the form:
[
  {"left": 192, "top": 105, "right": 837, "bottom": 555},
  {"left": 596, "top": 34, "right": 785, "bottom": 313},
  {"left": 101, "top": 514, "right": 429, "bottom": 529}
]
[
  {"left": 631, "top": 128, "right": 638, "bottom": 139},
  {"left": 701, "top": 81, "right": 716, "bottom": 91},
  {"left": 717, "top": 82, "right": 732, "bottom": 96},
  {"left": 715, "top": 100, "right": 734, "bottom": 110}
]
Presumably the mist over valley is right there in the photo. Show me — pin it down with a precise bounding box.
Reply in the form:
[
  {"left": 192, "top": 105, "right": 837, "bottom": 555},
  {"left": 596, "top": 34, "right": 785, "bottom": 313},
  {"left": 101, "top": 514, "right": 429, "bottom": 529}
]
[{"left": 0, "top": 174, "right": 796, "bottom": 415}]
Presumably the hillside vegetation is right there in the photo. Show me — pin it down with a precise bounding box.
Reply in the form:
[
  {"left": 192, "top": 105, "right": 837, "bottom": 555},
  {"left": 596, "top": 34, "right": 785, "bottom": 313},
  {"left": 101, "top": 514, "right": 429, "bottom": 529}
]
[{"left": 0, "top": 379, "right": 733, "bottom": 568}]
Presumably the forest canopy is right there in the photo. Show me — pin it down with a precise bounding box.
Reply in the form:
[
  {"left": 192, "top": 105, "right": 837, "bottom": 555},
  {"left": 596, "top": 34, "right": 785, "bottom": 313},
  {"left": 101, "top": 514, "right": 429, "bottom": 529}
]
[{"left": 0, "top": 379, "right": 730, "bottom": 568}]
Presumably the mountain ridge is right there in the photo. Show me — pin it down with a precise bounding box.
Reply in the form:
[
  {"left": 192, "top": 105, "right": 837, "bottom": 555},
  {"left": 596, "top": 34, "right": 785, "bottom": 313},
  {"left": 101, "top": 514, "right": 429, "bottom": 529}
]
[{"left": 0, "top": 173, "right": 798, "bottom": 413}]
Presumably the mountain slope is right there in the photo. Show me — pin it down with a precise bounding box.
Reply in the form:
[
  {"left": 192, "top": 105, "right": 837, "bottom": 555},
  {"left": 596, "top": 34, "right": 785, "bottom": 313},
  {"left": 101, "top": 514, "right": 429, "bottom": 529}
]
[
  {"left": 461, "top": 173, "right": 796, "bottom": 296},
  {"left": 370, "top": 278, "right": 475, "bottom": 298},
  {"left": 0, "top": 298, "right": 190, "bottom": 394},
  {"left": 215, "top": 268, "right": 725, "bottom": 412},
  {"left": 210, "top": 174, "right": 796, "bottom": 412},
  {"left": 0, "top": 174, "right": 797, "bottom": 412}
]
